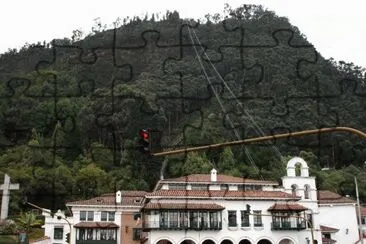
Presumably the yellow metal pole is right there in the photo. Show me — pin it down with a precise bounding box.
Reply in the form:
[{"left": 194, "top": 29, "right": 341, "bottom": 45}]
[{"left": 152, "top": 127, "right": 366, "bottom": 157}]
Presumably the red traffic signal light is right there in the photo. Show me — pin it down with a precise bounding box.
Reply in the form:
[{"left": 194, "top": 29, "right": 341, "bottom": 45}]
[
  {"left": 139, "top": 129, "right": 150, "bottom": 154},
  {"left": 139, "top": 129, "right": 149, "bottom": 140}
]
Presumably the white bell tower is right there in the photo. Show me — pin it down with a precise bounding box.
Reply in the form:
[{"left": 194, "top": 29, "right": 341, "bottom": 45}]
[{"left": 282, "top": 157, "right": 317, "bottom": 201}]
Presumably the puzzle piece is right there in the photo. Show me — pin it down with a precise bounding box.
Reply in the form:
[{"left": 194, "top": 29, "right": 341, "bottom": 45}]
[{"left": 1, "top": 6, "right": 365, "bottom": 217}]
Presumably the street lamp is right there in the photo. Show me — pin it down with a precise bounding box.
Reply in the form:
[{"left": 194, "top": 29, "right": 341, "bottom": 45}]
[
  {"left": 57, "top": 215, "right": 72, "bottom": 244},
  {"left": 25, "top": 201, "right": 72, "bottom": 244}
]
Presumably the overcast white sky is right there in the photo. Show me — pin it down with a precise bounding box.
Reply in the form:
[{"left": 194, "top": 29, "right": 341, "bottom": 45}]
[{"left": 1, "top": 0, "right": 365, "bottom": 67}]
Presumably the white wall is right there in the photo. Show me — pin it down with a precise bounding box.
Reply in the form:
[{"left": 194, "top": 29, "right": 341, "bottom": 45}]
[
  {"left": 43, "top": 210, "right": 72, "bottom": 244},
  {"left": 318, "top": 204, "right": 359, "bottom": 244},
  {"left": 147, "top": 199, "right": 322, "bottom": 244},
  {"left": 70, "top": 207, "right": 122, "bottom": 244}
]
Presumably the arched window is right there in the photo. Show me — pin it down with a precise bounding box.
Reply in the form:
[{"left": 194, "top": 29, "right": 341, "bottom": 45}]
[
  {"left": 291, "top": 184, "right": 297, "bottom": 197},
  {"left": 304, "top": 185, "right": 310, "bottom": 199},
  {"left": 295, "top": 163, "right": 301, "bottom": 176}
]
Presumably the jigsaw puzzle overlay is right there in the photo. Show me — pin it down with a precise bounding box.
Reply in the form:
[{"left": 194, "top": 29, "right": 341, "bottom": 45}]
[{"left": 0, "top": 7, "right": 365, "bottom": 218}]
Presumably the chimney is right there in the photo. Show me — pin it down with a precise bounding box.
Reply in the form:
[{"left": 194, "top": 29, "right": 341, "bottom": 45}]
[
  {"left": 210, "top": 168, "right": 217, "bottom": 182},
  {"left": 116, "top": 190, "right": 122, "bottom": 204}
]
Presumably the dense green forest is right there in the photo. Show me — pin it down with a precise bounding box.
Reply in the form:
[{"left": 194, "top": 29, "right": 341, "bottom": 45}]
[{"left": 0, "top": 4, "right": 365, "bottom": 214}]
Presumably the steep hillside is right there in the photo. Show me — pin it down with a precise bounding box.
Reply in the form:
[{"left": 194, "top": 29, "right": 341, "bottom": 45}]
[{"left": 0, "top": 4, "right": 365, "bottom": 212}]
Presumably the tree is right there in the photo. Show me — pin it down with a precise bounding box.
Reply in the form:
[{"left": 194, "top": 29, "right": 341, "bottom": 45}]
[
  {"left": 16, "top": 212, "right": 43, "bottom": 233},
  {"left": 183, "top": 152, "right": 213, "bottom": 174},
  {"left": 217, "top": 147, "right": 236, "bottom": 174}
]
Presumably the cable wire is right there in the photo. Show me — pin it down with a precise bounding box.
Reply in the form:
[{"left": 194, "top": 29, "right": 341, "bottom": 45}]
[{"left": 186, "top": 21, "right": 264, "bottom": 179}]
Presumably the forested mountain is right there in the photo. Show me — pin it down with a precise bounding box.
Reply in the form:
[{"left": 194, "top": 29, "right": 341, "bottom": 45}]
[{"left": 0, "top": 4, "right": 365, "bottom": 214}]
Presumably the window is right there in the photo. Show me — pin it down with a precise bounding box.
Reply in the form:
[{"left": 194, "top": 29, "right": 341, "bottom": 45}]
[
  {"left": 241, "top": 210, "right": 250, "bottom": 227},
  {"left": 133, "top": 228, "right": 141, "bottom": 240},
  {"left": 78, "top": 229, "right": 85, "bottom": 240},
  {"left": 291, "top": 185, "right": 297, "bottom": 197},
  {"left": 201, "top": 212, "right": 209, "bottom": 229},
  {"left": 295, "top": 163, "right": 301, "bottom": 176},
  {"left": 228, "top": 211, "right": 237, "bottom": 227},
  {"left": 191, "top": 184, "right": 208, "bottom": 190},
  {"left": 87, "top": 211, "right": 94, "bottom": 221},
  {"left": 101, "top": 211, "right": 115, "bottom": 221},
  {"left": 160, "top": 212, "right": 169, "bottom": 228},
  {"left": 54, "top": 227, "right": 63, "bottom": 240},
  {"left": 209, "top": 211, "right": 220, "bottom": 229},
  {"left": 169, "top": 211, "right": 179, "bottom": 228},
  {"left": 362, "top": 217, "right": 365, "bottom": 225},
  {"left": 180, "top": 212, "right": 189, "bottom": 228},
  {"left": 77, "top": 228, "right": 116, "bottom": 241},
  {"left": 80, "top": 211, "right": 86, "bottom": 221},
  {"left": 80, "top": 211, "right": 94, "bottom": 221},
  {"left": 190, "top": 212, "right": 199, "bottom": 228},
  {"left": 238, "top": 185, "right": 262, "bottom": 191},
  {"left": 304, "top": 185, "right": 310, "bottom": 199},
  {"left": 87, "top": 229, "right": 93, "bottom": 240},
  {"left": 253, "top": 211, "right": 262, "bottom": 227}
]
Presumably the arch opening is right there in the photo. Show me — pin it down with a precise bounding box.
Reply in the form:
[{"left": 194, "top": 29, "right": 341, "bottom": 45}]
[
  {"left": 295, "top": 163, "right": 301, "bottom": 176},
  {"left": 279, "top": 238, "right": 294, "bottom": 244},
  {"left": 257, "top": 239, "right": 272, "bottom": 244},
  {"left": 180, "top": 240, "right": 196, "bottom": 244},
  {"left": 202, "top": 240, "right": 216, "bottom": 244},
  {"left": 291, "top": 184, "right": 297, "bottom": 197},
  {"left": 304, "top": 184, "right": 311, "bottom": 199},
  {"left": 157, "top": 240, "right": 173, "bottom": 244}
]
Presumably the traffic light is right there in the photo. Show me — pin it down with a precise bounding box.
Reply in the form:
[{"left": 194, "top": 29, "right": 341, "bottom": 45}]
[
  {"left": 65, "top": 233, "right": 70, "bottom": 243},
  {"left": 139, "top": 129, "right": 150, "bottom": 155}
]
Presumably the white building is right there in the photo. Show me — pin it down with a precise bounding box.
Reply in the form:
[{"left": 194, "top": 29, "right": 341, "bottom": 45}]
[
  {"left": 40, "top": 157, "right": 362, "bottom": 244},
  {"left": 359, "top": 207, "right": 366, "bottom": 242},
  {"left": 42, "top": 209, "right": 73, "bottom": 244},
  {"left": 65, "top": 190, "right": 147, "bottom": 244},
  {"left": 140, "top": 157, "right": 360, "bottom": 244}
]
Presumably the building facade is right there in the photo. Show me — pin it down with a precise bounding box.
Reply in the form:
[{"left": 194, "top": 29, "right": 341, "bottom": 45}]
[
  {"left": 140, "top": 157, "right": 360, "bottom": 244},
  {"left": 40, "top": 157, "right": 362, "bottom": 244},
  {"left": 42, "top": 209, "right": 73, "bottom": 244},
  {"left": 66, "top": 190, "right": 147, "bottom": 244}
]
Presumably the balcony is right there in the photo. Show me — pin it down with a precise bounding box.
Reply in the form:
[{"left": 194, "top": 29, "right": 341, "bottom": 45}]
[
  {"left": 143, "top": 220, "right": 222, "bottom": 231},
  {"left": 76, "top": 241, "right": 116, "bottom": 244},
  {"left": 271, "top": 221, "right": 306, "bottom": 230}
]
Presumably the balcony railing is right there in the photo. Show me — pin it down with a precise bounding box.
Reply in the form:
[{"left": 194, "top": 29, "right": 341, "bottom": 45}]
[
  {"left": 143, "top": 220, "right": 222, "bottom": 231},
  {"left": 76, "top": 241, "right": 116, "bottom": 244},
  {"left": 271, "top": 221, "right": 306, "bottom": 230}
]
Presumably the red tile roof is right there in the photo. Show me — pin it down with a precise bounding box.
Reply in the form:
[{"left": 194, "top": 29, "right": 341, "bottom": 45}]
[
  {"left": 268, "top": 203, "right": 308, "bottom": 212},
  {"left": 143, "top": 202, "right": 225, "bottom": 210},
  {"left": 101, "top": 191, "right": 148, "bottom": 197},
  {"left": 320, "top": 225, "right": 339, "bottom": 233},
  {"left": 74, "top": 222, "right": 119, "bottom": 228},
  {"left": 67, "top": 191, "right": 148, "bottom": 206},
  {"left": 318, "top": 190, "right": 356, "bottom": 204},
  {"left": 161, "top": 174, "right": 277, "bottom": 185},
  {"left": 147, "top": 190, "right": 299, "bottom": 200}
]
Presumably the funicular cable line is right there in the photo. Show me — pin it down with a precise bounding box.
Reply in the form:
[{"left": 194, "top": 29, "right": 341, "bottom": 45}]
[
  {"left": 188, "top": 20, "right": 284, "bottom": 160},
  {"left": 186, "top": 20, "right": 276, "bottom": 179}
]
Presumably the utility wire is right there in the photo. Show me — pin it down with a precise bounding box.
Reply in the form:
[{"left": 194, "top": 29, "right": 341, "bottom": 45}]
[
  {"left": 189, "top": 20, "right": 284, "bottom": 161},
  {"left": 186, "top": 21, "right": 263, "bottom": 180}
]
